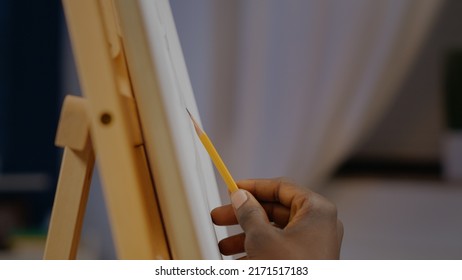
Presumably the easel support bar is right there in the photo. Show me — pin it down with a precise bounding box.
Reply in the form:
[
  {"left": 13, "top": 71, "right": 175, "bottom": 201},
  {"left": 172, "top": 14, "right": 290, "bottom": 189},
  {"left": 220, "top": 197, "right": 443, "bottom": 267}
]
[{"left": 44, "top": 95, "right": 94, "bottom": 259}]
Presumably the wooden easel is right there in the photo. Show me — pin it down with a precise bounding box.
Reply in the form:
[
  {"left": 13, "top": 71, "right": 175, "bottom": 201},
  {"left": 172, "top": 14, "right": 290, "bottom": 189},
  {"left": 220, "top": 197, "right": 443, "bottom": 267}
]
[{"left": 43, "top": 0, "right": 171, "bottom": 259}]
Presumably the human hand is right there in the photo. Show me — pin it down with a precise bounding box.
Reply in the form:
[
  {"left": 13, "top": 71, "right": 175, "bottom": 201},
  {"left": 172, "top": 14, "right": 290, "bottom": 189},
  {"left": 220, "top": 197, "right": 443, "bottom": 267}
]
[{"left": 211, "top": 178, "right": 343, "bottom": 259}]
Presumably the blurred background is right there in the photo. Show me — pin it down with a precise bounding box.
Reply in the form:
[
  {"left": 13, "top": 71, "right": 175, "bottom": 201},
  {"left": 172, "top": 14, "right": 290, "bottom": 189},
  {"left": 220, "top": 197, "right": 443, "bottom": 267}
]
[{"left": 1, "top": 0, "right": 461, "bottom": 259}]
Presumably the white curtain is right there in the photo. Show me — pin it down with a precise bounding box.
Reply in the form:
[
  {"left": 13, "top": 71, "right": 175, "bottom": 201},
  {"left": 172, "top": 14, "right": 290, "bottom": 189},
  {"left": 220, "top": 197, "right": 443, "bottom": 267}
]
[{"left": 171, "top": 0, "right": 442, "bottom": 192}]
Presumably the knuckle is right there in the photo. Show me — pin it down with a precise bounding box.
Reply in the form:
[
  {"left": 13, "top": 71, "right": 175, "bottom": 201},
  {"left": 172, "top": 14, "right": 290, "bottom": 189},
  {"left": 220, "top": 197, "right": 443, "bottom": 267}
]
[
  {"left": 292, "top": 192, "right": 311, "bottom": 210},
  {"left": 311, "top": 195, "right": 338, "bottom": 219},
  {"left": 278, "top": 176, "right": 297, "bottom": 187},
  {"left": 323, "top": 200, "right": 338, "bottom": 217}
]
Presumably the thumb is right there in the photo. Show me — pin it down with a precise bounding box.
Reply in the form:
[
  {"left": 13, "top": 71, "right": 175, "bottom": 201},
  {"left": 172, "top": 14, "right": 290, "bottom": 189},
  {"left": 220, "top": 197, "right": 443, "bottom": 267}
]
[{"left": 231, "top": 189, "right": 271, "bottom": 233}]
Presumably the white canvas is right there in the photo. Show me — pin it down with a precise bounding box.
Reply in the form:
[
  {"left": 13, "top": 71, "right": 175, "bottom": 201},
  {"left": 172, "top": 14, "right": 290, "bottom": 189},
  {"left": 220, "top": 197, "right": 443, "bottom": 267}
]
[{"left": 115, "top": 0, "right": 225, "bottom": 259}]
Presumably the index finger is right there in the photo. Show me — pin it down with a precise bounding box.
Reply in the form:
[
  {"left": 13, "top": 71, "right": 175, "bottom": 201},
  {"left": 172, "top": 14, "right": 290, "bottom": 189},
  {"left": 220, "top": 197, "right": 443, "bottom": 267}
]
[{"left": 236, "top": 177, "right": 310, "bottom": 209}]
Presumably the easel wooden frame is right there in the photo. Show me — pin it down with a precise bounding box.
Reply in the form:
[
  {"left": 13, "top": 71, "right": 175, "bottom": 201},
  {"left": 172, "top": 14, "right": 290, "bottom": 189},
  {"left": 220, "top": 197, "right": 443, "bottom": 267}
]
[{"left": 44, "top": 0, "right": 171, "bottom": 259}]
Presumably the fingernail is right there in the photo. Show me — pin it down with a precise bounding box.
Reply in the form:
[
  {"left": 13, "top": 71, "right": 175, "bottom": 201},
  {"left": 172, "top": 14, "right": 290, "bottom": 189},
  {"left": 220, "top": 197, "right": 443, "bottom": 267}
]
[{"left": 231, "top": 190, "right": 248, "bottom": 209}]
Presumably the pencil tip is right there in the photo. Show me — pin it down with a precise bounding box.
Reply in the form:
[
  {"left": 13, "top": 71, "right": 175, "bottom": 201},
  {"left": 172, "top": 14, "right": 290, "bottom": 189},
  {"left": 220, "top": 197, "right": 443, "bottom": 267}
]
[{"left": 186, "top": 108, "right": 203, "bottom": 135}]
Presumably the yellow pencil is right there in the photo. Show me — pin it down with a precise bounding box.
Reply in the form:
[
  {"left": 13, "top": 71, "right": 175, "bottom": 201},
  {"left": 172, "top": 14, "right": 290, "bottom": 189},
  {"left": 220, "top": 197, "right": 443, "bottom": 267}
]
[{"left": 186, "top": 108, "right": 239, "bottom": 193}]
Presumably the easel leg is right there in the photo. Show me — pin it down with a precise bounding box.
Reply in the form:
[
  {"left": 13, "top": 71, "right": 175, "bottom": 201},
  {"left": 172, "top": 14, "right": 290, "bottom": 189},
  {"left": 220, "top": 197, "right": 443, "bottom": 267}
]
[{"left": 44, "top": 96, "right": 94, "bottom": 259}]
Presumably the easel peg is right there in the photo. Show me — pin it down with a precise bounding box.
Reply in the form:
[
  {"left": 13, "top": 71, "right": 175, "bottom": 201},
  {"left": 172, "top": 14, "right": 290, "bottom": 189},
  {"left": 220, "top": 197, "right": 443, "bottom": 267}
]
[{"left": 55, "top": 95, "right": 90, "bottom": 151}]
